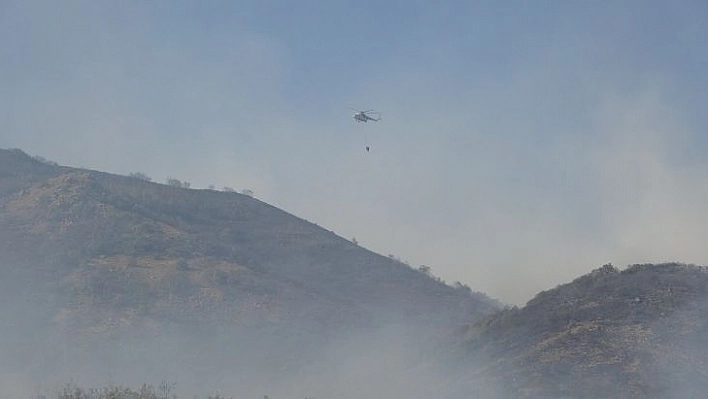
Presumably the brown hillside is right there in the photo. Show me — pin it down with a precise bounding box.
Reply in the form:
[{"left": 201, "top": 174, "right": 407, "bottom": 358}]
[
  {"left": 0, "top": 148, "right": 498, "bottom": 338},
  {"left": 458, "top": 263, "right": 708, "bottom": 398}
]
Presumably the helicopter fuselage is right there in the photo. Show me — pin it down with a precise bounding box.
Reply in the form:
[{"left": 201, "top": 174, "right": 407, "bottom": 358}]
[{"left": 353, "top": 112, "right": 376, "bottom": 122}]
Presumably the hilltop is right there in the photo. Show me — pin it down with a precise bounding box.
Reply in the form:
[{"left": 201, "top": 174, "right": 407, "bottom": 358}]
[
  {"left": 0, "top": 148, "right": 499, "bottom": 394},
  {"left": 458, "top": 263, "right": 708, "bottom": 398},
  {"left": 2, "top": 148, "right": 708, "bottom": 397},
  {"left": 0, "top": 148, "right": 498, "bottom": 327}
]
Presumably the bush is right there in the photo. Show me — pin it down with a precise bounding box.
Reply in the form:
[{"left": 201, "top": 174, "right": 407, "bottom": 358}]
[{"left": 129, "top": 172, "right": 152, "bottom": 182}]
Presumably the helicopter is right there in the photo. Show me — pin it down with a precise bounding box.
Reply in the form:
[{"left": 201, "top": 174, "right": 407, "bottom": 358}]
[{"left": 351, "top": 108, "right": 381, "bottom": 123}]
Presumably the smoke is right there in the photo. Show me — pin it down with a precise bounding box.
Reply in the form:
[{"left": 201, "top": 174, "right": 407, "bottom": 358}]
[
  {"left": 0, "top": 313, "right": 498, "bottom": 398},
  {"left": 3, "top": 0, "right": 708, "bottom": 306},
  {"left": 0, "top": 255, "right": 488, "bottom": 397},
  {"left": 648, "top": 290, "right": 708, "bottom": 397}
]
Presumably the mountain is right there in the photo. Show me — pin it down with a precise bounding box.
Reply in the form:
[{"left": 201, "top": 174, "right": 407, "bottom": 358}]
[
  {"left": 0, "top": 148, "right": 499, "bottom": 395},
  {"left": 458, "top": 263, "right": 708, "bottom": 398},
  {"left": 3, "top": 148, "right": 708, "bottom": 398}
]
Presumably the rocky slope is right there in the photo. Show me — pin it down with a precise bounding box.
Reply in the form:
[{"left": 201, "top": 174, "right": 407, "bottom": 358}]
[
  {"left": 3, "top": 148, "right": 707, "bottom": 397},
  {"left": 0, "top": 148, "right": 499, "bottom": 393},
  {"left": 459, "top": 263, "right": 708, "bottom": 398}
]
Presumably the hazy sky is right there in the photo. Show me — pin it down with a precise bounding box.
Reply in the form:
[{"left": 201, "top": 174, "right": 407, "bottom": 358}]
[{"left": 2, "top": 1, "right": 708, "bottom": 303}]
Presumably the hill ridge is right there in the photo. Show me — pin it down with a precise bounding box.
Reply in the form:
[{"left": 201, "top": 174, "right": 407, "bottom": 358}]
[
  {"left": 0, "top": 147, "right": 498, "bottom": 335},
  {"left": 458, "top": 263, "right": 708, "bottom": 398},
  {"left": 3, "top": 148, "right": 707, "bottom": 397}
]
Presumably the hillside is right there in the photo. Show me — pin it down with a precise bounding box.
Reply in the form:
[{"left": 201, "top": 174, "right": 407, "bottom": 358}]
[
  {"left": 0, "top": 148, "right": 499, "bottom": 394},
  {"left": 458, "top": 263, "right": 708, "bottom": 398},
  {"left": 4, "top": 148, "right": 708, "bottom": 398}
]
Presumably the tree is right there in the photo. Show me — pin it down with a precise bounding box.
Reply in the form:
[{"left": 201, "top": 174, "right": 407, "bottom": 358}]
[
  {"left": 158, "top": 381, "right": 176, "bottom": 399},
  {"left": 31, "top": 155, "right": 58, "bottom": 166},
  {"left": 129, "top": 172, "right": 152, "bottom": 182},
  {"left": 418, "top": 265, "right": 432, "bottom": 275},
  {"left": 166, "top": 177, "right": 191, "bottom": 188}
]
